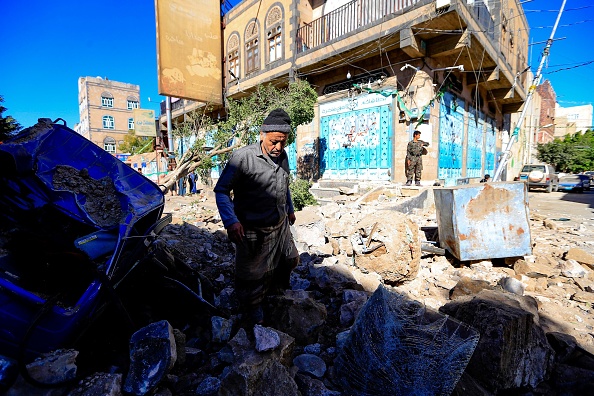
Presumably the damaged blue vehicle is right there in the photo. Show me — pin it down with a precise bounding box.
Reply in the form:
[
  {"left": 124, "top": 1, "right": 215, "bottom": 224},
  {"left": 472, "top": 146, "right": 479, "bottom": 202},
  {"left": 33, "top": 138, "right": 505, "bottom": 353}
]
[{"left": 0, "top": 119, "right": 215, "bottom": 367}]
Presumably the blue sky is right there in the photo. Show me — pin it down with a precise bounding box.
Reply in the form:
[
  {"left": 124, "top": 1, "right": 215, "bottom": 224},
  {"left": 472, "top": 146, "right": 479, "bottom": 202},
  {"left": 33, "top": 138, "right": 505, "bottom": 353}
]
[{"left": 1, "top": 0, "right": 592, "bottom": 129}]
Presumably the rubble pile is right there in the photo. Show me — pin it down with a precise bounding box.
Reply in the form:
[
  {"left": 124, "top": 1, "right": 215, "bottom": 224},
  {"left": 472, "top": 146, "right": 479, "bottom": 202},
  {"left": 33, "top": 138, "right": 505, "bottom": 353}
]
[{"left": 2, "top": 187, "right": 594, "bottom": 395}]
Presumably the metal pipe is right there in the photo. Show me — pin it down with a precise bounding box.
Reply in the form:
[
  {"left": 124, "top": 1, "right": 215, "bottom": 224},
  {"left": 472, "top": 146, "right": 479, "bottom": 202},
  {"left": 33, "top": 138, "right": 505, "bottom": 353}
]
[
  {"left": 166, "top": 96, "right": 174, "bottom": 155},
  {"left": 493, "top": 0, "right": 566, "bottom": 181}
]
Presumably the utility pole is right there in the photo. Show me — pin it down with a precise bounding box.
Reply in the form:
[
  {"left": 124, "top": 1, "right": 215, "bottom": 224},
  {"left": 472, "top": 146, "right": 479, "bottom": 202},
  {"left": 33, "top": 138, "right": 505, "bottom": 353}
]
[{"left": 493, "top": 0, "right": 566, "bottom": 181}]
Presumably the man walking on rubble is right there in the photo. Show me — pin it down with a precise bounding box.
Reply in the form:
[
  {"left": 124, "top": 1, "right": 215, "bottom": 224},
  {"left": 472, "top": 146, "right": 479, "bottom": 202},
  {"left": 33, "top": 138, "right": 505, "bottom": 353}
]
[
  {"left": 214, "top": 108, "right": 299, "bottom": 326},
  {"left": 405, "top": 130, "right": 429, "bottom": 186}
]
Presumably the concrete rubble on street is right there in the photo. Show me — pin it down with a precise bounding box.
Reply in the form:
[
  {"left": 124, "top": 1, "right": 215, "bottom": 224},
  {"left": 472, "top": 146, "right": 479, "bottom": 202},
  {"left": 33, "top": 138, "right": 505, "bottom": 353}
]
[{"left": 2, "top": 181, "right": 594, "bottom": 395}]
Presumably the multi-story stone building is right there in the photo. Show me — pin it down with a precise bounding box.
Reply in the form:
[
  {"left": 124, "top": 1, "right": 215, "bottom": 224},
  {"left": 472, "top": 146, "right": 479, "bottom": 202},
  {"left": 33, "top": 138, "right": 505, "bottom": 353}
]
[
  {"left": 78, "top": 76, "right": 141, "bottom": 154},
  {"left": 160, "top": 0, "right": 530, "bottom": 184}
]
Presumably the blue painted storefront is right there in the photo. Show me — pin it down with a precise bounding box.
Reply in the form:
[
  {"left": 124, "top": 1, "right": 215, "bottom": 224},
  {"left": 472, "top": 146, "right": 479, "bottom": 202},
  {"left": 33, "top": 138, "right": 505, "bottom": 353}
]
[
  {"left": 439, "top": 92, "right": 464, "bottom": 185},
  {"left": 466, "top": 106, "right": 484, "bottom": 178},
  {"left": 319, "top": 94, "right": 393, "bottom": 180}
]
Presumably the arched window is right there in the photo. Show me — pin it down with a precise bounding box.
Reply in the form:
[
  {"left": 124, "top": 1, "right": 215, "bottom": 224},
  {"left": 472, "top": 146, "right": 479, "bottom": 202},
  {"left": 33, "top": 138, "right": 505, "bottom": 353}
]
[
  {"left": 102, "top": 115, "right": 115, "bottom": 129},
  {"left": 127, "top": 96, "right": 139, "bottom": 110},
  {"left": 227, "top": 33, "right": 240, "bottom": 82},
  {"left": 103, "top": 136, "right": 116, "bottom": 154},
  {"left": 245, "top": 21, "right": 260, "bottom": 74},
  {"left": 266, "top": 6, "right": 283, "bottom": 63},
  {"left": 101, "top": 92, "right": 113, "bottom": 108}
]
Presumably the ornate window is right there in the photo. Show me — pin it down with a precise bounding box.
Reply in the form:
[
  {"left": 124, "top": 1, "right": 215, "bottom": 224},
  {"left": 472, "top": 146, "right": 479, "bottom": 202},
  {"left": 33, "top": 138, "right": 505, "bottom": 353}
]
[
  {"left": 245, "top": 21, "right": 259, "bottom": 74},
  {"left": 102, "top": 115, "right": 115, "bottom": 129},
  {"left": 101, "top": 92, "right": 113, "bottom": 108},
  {"left": 266, "top": 6, "right": 282, "bottom": 63},
  {"left": 127, "top": 96, "right": 139, "bottom": 110},
  {"left": 103, "top": 136, "right": 116, "bottom": 153},
  {"left": 227, "top": 33, "right": 240, "bottom": 82}
]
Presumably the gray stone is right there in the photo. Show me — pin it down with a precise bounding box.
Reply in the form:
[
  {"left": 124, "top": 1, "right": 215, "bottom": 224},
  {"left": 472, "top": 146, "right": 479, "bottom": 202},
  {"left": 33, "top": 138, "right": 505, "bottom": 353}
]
[
  {"left": 293, "top": 353, "right": 327, "bottom": 378},
  {"left": 266, "top": 291, "right": 327, "bottom": 345},
  {"left": 195, "top": 376, "right": 221, "bottom": 396},
  {"left": 294, "top": 373, "right": 342, "bottom": 396},
  {"left": 26, "top": 349, "right": 78, "bottom": 385},
  {"left": 211, "top": 316, "right": 234, "bottom": 343},
  {"left": 336, "top": 330, "right": 350, "bottom": 350},
  {"left": 309, "top": 263, "right": 360, "bottom": 293},
  {"left": 560, "top": 259, "right": 588, "bottom": 278},
  {"left": 254, "top": 325, "right": 281, "bottom": 352},
  {"left": 123, "top": 320, "right": 177, "bottom": 395},
  {"left": 498, "top": 277, "right": 525, "bottom": 296},
  {"left": 440, "top": 290, "right": 554, "bottom": 392},
  {"left": 68, "top": 373, "right": 123, "bottom": 396},
  {"left": 303, "top": 343, "right": 322, "bottom": 355}
]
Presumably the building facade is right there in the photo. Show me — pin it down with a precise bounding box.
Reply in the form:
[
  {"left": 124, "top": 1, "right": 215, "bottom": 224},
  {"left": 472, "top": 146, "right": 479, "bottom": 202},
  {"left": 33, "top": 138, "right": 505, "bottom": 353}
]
[
  {"left": 78, "top": 76, "right": 141, "bottom": 154},
  {"left": 534, "top": 79, "right": 556, "bottom": 144},
  {"left": 160, "top": 0, "right": 530, "bottom": 184},
  {"left": 554, "top": 103, "right": 593, "bottom": 138}
]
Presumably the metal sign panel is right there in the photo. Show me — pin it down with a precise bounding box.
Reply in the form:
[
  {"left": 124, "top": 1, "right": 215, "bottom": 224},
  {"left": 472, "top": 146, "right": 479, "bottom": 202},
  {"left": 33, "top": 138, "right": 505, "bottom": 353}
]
[
  {"left": 133, "top": 109, "right": 157, "bottom": 137},
  {"left": 155, "top": 0, "right": 222, "bottom": 104}
]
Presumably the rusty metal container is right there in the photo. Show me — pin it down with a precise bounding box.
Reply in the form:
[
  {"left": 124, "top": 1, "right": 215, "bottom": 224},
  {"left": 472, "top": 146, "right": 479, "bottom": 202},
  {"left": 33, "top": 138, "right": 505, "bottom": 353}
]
[{"left": 433, "top": 182, "right": 532, "bottom": 261}]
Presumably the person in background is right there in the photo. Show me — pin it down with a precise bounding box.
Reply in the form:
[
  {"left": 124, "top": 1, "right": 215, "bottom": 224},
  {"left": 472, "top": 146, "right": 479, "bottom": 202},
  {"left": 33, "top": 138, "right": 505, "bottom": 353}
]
[
  {"left": 214, "top": 108, "right": 299, "bottom": 327},
  {"left": 187, "top": 171, "right": 196, "bottom": 195},
  {"left": 137, "top": 168, "right": 143, "bottom": 173},
  {"left": 480, "top": 174, "right": 491, "bottom": 183},
  {"left": 405, "top": 130, "right": 429, "bottom": 186}
]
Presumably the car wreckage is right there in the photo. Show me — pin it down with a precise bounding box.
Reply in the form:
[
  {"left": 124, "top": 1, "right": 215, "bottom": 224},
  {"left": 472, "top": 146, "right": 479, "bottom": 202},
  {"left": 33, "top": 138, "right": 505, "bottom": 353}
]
[{"left": 0, "top": 119, "right": 216, "bottom": 364}]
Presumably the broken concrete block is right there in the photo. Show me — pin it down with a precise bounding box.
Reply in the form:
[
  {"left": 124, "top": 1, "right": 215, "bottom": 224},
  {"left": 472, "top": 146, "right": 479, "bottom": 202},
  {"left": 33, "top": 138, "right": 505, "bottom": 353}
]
[
  {"left": 450, "top": 276, "right": 494, "bottom": 299},
  {"left": 266, "top": 291, "right": 327, "bottom": 345},
  {"left": 565, "top": 248, "right": 594, "bottom": 268},
  {"left": 351, "top": 210, "right": 421, "bottom": 284},
  {"left": 440, "top": 290, "right": 554, "bottom": 392},
  {"left": 294, "top": 373, "right": 342, "bottom": 396},
  {"left": 123, "top": 320, "right": 177, "bottom": 395},
  {"left": 560, "top": 259, "right": 588, "bottom": 278},
  {"left": 335, "top": 285, "right": 478, "bottom": 395},
  {"left": 69, "top": 372, "right": 123, "bottom": 396},
  {"left": 514, "top": 259, "right": 558, "bottom": 278},
  {"left": 572, "top": 291, "right": 594, "bottom": 304},
  {"left": 26, "top": 349, "right": 78, "bottom": 385}
]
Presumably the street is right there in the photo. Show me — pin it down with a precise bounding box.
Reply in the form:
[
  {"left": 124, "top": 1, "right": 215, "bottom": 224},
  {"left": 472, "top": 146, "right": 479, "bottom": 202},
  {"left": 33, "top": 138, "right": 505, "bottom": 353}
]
[{"left": 528, "top": 188, "right": 594, "bottom": 227}]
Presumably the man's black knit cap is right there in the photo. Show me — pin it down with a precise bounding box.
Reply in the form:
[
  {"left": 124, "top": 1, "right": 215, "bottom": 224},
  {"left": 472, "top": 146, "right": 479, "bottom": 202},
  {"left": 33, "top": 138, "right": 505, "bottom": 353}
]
[{"left": 261, "top": 108, "right": 292, "bottom": 133}]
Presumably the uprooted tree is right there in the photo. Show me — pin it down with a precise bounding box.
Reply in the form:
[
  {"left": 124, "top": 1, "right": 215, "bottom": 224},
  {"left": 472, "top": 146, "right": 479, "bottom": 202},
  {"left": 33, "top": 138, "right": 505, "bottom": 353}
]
[{"left": 159, "top": 80, "right": 317, "bottom": 193}]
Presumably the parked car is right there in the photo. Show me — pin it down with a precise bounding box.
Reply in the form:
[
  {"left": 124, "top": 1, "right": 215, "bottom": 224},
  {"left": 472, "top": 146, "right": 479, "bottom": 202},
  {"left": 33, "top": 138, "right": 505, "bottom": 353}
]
[
  {"left": 558, "top": 175, "right": 591, "bottom": 193},
  {"left": 518, "top": 163, "right": 559, "bottom": 193},
  {"left": 583, "top": 171, "right": 594, "bottom": 181}
]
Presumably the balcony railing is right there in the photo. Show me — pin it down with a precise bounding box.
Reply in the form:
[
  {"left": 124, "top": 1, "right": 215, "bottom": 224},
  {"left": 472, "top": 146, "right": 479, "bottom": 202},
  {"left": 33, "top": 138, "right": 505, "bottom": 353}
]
[
  {"left": 296, "top": 0, "right": 419, "bottom": 54},
  {"left": 295, "top": 0, "right": 497, "bottom": 54}
]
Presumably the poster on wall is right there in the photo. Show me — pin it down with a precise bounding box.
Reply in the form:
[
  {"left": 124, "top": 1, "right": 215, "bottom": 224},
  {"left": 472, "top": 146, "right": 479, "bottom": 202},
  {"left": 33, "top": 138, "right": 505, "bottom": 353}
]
[{"left": 155, "top": 0, "right": 222, "bottom": 104}]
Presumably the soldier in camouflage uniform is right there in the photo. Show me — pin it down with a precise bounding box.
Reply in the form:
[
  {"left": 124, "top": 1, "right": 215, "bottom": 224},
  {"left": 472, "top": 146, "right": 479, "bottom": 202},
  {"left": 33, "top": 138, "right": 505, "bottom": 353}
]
[{"left": 405, "top": 130, "right": 429, "bottom": 186}]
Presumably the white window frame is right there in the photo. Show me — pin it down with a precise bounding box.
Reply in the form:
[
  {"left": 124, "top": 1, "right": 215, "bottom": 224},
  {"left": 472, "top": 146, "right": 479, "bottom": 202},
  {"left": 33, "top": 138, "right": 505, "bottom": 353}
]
[
  {"left": 128, "top": 118, "right": 134, "bottom": 130},
  {"left": 127, "top": 100, "right": 139, "bottom": 110},
  {"left": 104, "top": 137, "right": 116, "bottom": 154},
  {"left": 102, "top": 115, "right": 115, "bottom": 129},
  {"left": 101, "top": 96, "right": 114, "bottom": 108},
  {"left": 267, "top": 25, "right": 282, "bottom": 63}
]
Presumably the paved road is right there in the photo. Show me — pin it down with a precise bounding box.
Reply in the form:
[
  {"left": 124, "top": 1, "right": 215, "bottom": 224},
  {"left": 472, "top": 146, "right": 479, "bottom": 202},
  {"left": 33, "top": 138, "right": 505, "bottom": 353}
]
[{"left": 528, "top": 188, "right": 594, "bottom": 227}]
